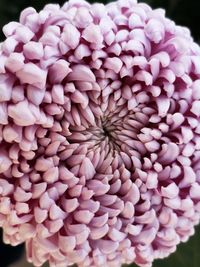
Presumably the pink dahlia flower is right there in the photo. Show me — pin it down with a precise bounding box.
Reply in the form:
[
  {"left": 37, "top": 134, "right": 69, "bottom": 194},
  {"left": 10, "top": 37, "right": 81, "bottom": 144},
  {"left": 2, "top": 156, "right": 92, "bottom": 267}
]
[{"left": 0, "top": 0, "right": 200, "bottom": 266}]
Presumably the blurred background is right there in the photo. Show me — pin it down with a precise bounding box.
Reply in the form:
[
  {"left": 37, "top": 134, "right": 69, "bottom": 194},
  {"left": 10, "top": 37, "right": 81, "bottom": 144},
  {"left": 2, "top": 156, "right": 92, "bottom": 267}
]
[
  {"left": 0, "top": 0, "right": 200, "bottom": 42},
  {"left": 0, "top": 0, "right": 200, "bottom": 267}
]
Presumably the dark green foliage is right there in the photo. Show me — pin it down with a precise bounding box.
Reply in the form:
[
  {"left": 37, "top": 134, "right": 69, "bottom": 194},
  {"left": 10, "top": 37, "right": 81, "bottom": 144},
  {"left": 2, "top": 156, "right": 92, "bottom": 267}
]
[
  {"left": 153, "top": 225, "right": 200, "bottom": 267},
  {"left": 0, "top": 229, "right": 24, "bottom": 267},
  {"left": 127, "top": 225, "right": 200, "bottom": 267}
]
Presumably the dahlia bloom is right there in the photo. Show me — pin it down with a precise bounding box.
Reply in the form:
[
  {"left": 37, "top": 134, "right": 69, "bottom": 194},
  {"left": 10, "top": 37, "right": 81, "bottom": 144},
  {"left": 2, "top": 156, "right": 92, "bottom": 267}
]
[{"left": 0, "top": 0, "right": 200, "bottom": 266}]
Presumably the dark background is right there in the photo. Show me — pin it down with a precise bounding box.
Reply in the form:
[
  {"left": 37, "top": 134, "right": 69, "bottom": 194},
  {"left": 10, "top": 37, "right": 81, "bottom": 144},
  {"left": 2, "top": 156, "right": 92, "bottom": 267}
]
[
  {"left": 0, "top": 0, "right": 200, "bottom": 42},
  {"left": 0, "top": 0, "right": 200, "bottom": 267}
]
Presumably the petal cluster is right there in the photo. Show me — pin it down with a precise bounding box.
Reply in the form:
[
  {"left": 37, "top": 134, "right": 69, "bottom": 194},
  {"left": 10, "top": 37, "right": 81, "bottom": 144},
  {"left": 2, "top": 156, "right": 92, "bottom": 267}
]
[{"left": 0, "top": 0, "right": 200, "bottom": 267}]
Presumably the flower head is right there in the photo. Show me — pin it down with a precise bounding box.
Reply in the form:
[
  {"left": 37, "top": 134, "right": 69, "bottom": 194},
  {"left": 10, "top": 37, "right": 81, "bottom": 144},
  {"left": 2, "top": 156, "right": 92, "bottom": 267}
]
[{"left": 0, "top": 0, "right": 200, "bottom": 266}]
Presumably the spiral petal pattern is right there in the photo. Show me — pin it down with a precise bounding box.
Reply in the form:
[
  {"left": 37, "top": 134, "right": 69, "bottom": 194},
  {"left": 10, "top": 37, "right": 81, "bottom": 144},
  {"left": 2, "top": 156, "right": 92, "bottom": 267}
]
[{"left": 0, "top": 0, "right": 200, "bottom": 267}]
